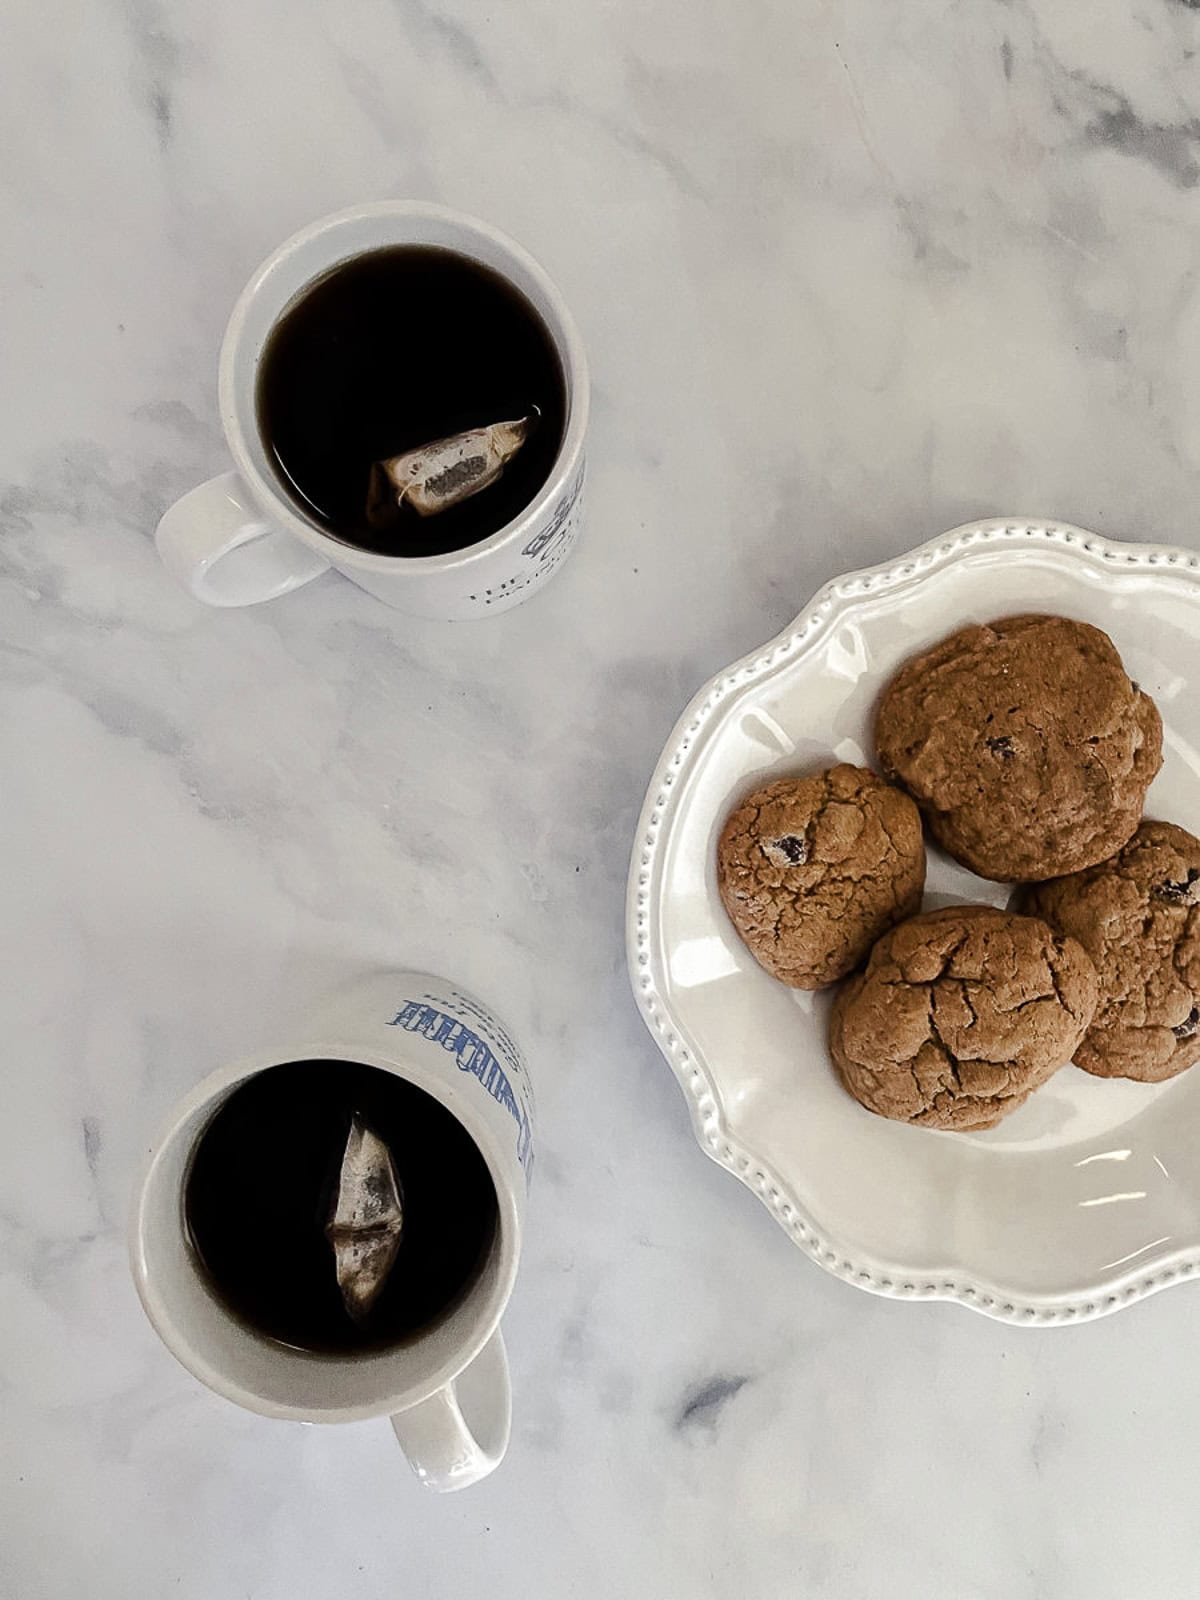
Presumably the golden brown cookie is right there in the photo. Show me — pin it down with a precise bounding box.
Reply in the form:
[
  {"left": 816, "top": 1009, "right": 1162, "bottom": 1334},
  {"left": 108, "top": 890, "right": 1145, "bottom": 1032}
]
[
  {"left": 1018, "top": 821, "right": 1200, "bottom": 1083},
  {"left": 717, "top": 765, "right": 924, "bottom": 989},
  {"left": 829, "top": 906, "right": 1098, "bottom": 1130},
  {"left": 874, "top": 615, "right": 1162, "bottom": 882}
]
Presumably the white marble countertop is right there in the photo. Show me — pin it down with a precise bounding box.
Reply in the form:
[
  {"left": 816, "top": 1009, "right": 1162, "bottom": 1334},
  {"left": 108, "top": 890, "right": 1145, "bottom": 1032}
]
[{"left": 6, "top": 1, "right": 1200, "bottom": 1595}]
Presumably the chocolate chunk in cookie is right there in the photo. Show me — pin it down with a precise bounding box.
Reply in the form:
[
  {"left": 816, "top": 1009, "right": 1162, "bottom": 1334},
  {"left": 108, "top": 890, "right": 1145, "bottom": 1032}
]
[
  {"left": 1018, "top": 821, "right": 1200, "bottom": 1083},
  {"left": 830, "top": 906, "right": 1098, "bottom": 1130},
  {"left": 1153, "top": 868, "right": 1200, "bottom": 906},
  {"left": 717, "top": 765, "right": 925, "bottom": 990},
  {"left": 875, "top": 615, "right": 1162, "bottom": 882}
]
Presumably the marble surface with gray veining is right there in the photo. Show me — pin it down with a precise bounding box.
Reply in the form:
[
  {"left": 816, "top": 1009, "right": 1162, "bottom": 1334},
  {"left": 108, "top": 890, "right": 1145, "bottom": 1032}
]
[{"left": 5, "top": 1, "right": 1200, "bottom": 1595}]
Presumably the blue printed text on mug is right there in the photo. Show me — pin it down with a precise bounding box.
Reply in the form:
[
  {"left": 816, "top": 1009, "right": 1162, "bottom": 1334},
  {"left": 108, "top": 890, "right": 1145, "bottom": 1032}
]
[{"left": 389, "top": 999, "right": 534, "bottom": 1178}]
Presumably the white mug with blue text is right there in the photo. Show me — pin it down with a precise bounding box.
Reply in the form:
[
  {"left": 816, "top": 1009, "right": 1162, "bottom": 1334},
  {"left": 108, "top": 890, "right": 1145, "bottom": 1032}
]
[
  {"left": 131, "top": 972, "right": 533, "bottom": 1491},
  {"left": 156, "top": 201, "right": 588, "bottom": 619}
]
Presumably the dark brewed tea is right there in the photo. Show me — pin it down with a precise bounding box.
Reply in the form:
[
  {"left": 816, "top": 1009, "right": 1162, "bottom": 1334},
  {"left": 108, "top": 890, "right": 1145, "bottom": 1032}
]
[
  {"left": 256, "top": 246, "right": 566, "bottom": 557},
  {"left": 184, "top": 1060, "right": 498, "bottom": 1354}
]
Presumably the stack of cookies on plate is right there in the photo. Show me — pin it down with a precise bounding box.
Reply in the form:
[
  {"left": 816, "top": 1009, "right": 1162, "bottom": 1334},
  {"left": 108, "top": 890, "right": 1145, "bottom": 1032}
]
[{"left": 717, "top": 615, "right": 1200, "bottom": 1132}]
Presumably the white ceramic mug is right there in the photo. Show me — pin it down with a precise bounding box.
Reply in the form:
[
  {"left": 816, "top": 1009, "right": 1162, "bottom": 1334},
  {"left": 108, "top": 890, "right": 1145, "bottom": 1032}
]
[
  {"left": 156, "top": 202, "right": 588, "bottom": 619},
  {"left": 131, "top": 972, "right": 534, "bottom": 1491}
]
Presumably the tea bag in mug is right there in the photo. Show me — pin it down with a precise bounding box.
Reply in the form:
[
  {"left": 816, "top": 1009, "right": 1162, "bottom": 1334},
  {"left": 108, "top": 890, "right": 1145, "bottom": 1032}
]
[
  {"left": 326, "top": 1113, "right": 405, "bottom": 1321},
  {"left": 366, "top": 413, "right": 536, "bottom": 528}
]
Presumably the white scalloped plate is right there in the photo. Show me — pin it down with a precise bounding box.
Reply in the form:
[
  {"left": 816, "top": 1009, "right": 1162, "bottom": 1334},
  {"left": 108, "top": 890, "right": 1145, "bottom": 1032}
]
[{"left": 628, "top": 520, "right": 1200, "bottom": 1324}]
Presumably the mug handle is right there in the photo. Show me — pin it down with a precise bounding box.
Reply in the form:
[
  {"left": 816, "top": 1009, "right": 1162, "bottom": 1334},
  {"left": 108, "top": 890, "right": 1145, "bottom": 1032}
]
[
  {"left": 156, "top": 471, "right": 331, "bottom": 607},
  {"left": 390, "top": 1327, "right": 512, "bottom": 1492}
]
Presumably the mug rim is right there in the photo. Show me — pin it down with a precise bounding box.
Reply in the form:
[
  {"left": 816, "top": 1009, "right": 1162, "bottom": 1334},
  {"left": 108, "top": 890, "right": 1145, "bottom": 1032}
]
[
  {"left": 217, "top": 200, "right": 590, "bottom": 576},
  {"left": 129, "top": 1038, "right": 522, "bottom": 1424}
]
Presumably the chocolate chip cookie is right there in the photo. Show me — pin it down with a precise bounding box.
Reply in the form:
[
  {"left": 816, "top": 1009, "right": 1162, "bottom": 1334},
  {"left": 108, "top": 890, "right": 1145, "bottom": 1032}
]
[
  {"left": 717, "top": 765, "right": 925, "bottom": 989},
  {"left": 1018, "top": 820, "right": 1200, "bottom": 1082},
  {"left": 875, "top": 615, "right": 1162, "bottom": 882},
  {"left": 830, "top": 906, "right": 1099, "bottom": 1130}
]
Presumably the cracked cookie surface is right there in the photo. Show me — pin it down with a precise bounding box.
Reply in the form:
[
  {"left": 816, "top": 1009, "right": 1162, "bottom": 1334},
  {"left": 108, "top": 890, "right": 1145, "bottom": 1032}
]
[
  {"left": 830, "top": 906, "right": 1098, "bottom": 1130},
  {"left": 875, "top": 614, "right": 1162, "bottom": 882},
  {"left": 1018, "top": 821, "right": 1200, "bottom": 1083},
  {"left": 717, "top": 765, "right": 924, "bottom": 989}
]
